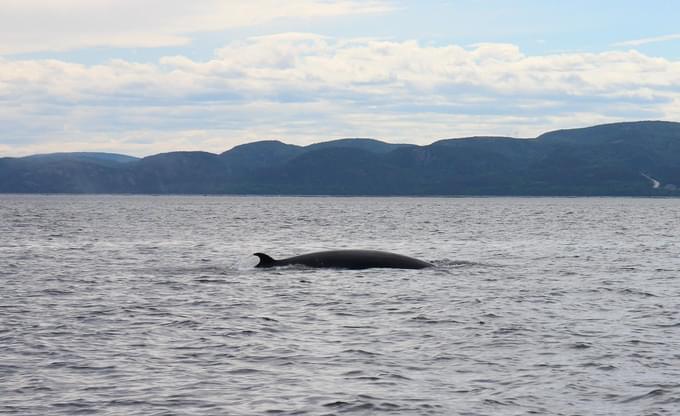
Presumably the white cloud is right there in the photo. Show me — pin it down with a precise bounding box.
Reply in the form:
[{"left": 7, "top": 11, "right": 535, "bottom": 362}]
[
  {"left": 0, "top": 0, "right": 393, "bottom": 54},
  {"left": 614, "top": 33, "right": 680, "bottom": 47},
  {"left": 1, "top": 35, "right": 680, "bottom": 156}
]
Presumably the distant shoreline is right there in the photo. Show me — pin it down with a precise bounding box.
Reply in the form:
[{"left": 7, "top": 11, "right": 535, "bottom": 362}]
[{"left": 2, "top": 120, "right": 679, "bottom": 196}]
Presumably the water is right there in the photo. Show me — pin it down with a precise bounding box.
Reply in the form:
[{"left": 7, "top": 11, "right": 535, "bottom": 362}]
[{"left": 1, "top": 195, "right": 680, "bottom": 415}]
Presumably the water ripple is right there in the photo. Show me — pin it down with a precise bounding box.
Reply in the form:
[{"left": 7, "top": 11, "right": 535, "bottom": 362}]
[{"left": 2, "top": 195, "right": 680, "bottom": 415}]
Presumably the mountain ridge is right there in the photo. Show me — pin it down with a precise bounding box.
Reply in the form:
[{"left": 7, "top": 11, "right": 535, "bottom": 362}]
[{"left": 2, "top": 121, "right": 679, "bottom": 195}]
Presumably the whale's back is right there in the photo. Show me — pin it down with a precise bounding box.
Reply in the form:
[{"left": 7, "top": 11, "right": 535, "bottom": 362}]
[{"left": 255, "top": 250, "right": 431, "bottom": 269}]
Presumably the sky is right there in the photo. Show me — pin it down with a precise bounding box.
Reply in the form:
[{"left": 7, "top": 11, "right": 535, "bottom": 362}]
[{"left": 1, "top": 0, "right": 680, "bottom": 157}]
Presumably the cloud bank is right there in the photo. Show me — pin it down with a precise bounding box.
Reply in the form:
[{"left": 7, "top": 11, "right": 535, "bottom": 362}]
[{"left": 2, "top": 34, "right": 680, "bottom": 156}]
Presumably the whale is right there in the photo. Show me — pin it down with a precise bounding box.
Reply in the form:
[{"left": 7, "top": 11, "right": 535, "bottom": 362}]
[{"left": 254, "top": 250, "right": 432, "bottom": 270}]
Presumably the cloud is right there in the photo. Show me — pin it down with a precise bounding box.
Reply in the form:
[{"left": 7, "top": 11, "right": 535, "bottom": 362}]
[
  {"left": 614, "top": 33, "right": 680, "bottom": 47},
  {"left": 0, "top": 0, "right": 393, "bottom": 54},
  {"left": 1, "top": 35, "right": 680, "bottom": 156}
]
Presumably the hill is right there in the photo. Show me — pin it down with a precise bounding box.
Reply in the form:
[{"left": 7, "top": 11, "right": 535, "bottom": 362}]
[{"left": 1, "top": 121, "right": 679, "bottom": 195}]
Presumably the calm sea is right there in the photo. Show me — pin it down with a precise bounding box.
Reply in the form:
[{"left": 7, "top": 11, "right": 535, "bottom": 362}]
[{"left": 1, "top": 196, "right": 679, "bottom": 415}]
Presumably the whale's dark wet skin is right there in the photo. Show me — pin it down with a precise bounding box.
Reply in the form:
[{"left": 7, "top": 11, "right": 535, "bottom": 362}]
[{"left": 254, "top": 250, "right": 433, "bottom": 270}]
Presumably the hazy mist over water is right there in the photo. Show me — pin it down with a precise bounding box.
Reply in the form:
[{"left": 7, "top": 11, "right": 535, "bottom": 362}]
[{"left": 2, "top": 195, "right": 680, "bottom": 415}]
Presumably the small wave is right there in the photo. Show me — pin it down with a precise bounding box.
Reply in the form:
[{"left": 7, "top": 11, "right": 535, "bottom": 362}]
[
  {"left": 194, "top": 277, "right": 235, "bottom": 284},
  {"left": 620, "top": 388, "right": 668, "bottom": 403},
  {"left": 483, "top": 398, "right": 518, "bottom": 406},
  {"left": 227, "top": 368, "right": 261, "bottom": 375},
  {"left": 633, "top": 382, "right": 680, "bottom": 389},
  {"left": 384, "top": 372, "right": 411, "bottom": 380},
  {"left": 628, "top": 339, "right": 665, "bottom": 345},
  {"left": 160, "top": 319, "right": 201, "bottom": 328},
  {"left": 341, "top": 349, "right": 381, "bottom": 356},
  {"left": 259, "top": 316, "right": 279, "bottom": 322},
  {"left": 341, "top": 325, "right": 377, "bottom": 329},
  {"left": 570, "top": 342, "right": 592, "bottom": 349},
  {"left": 431, "top": 259, "right": 492, "bottom": 268},
  {"left": 41, "top": 288, "right": 71, "bottom": 296},
  {"left": 656, "top": 322, "right": 680, "bottom": 328},
  {"left": 144, "top": 264, "right": 234, "bottom": 276},
  {"left": 47, "top": 362, "right": 116, "bottom": 372},
  {"left": 323, "top": 400, "right": 351, "bottom": 408},
  {"left": 224, "top": 330, "right": 257, "bottom": 337},
  {"left": 106, "top": 398, "right": 148, "bottom": 406},
  {"left": 409, "top": 315, "right": 462, "bottom": 324},
  {"left": 323, "top": 400, "right": 401, "bottom": 413},
  {"left": 492, "top": 325, "right": 533, "bottom": 334},
  {"left": 598, "top": 365, "right": 617, "bottom": 371},
  {"left": 620, "top": 288, "right": 658, "bottom": 297}
]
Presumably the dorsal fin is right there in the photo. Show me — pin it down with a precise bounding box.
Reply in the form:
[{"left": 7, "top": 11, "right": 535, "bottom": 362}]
[{"left": 253, "top": 252, "right": 276, "bottom": 268}]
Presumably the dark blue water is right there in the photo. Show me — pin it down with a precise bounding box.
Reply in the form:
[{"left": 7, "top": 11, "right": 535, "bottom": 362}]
[{"left": 1, "top": 196, "right": 679, "bottom": 415}]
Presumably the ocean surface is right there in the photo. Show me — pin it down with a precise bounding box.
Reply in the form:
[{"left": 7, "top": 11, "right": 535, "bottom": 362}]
[{"left": 1, "top": 195, "right": 679, "bottom": 415}]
